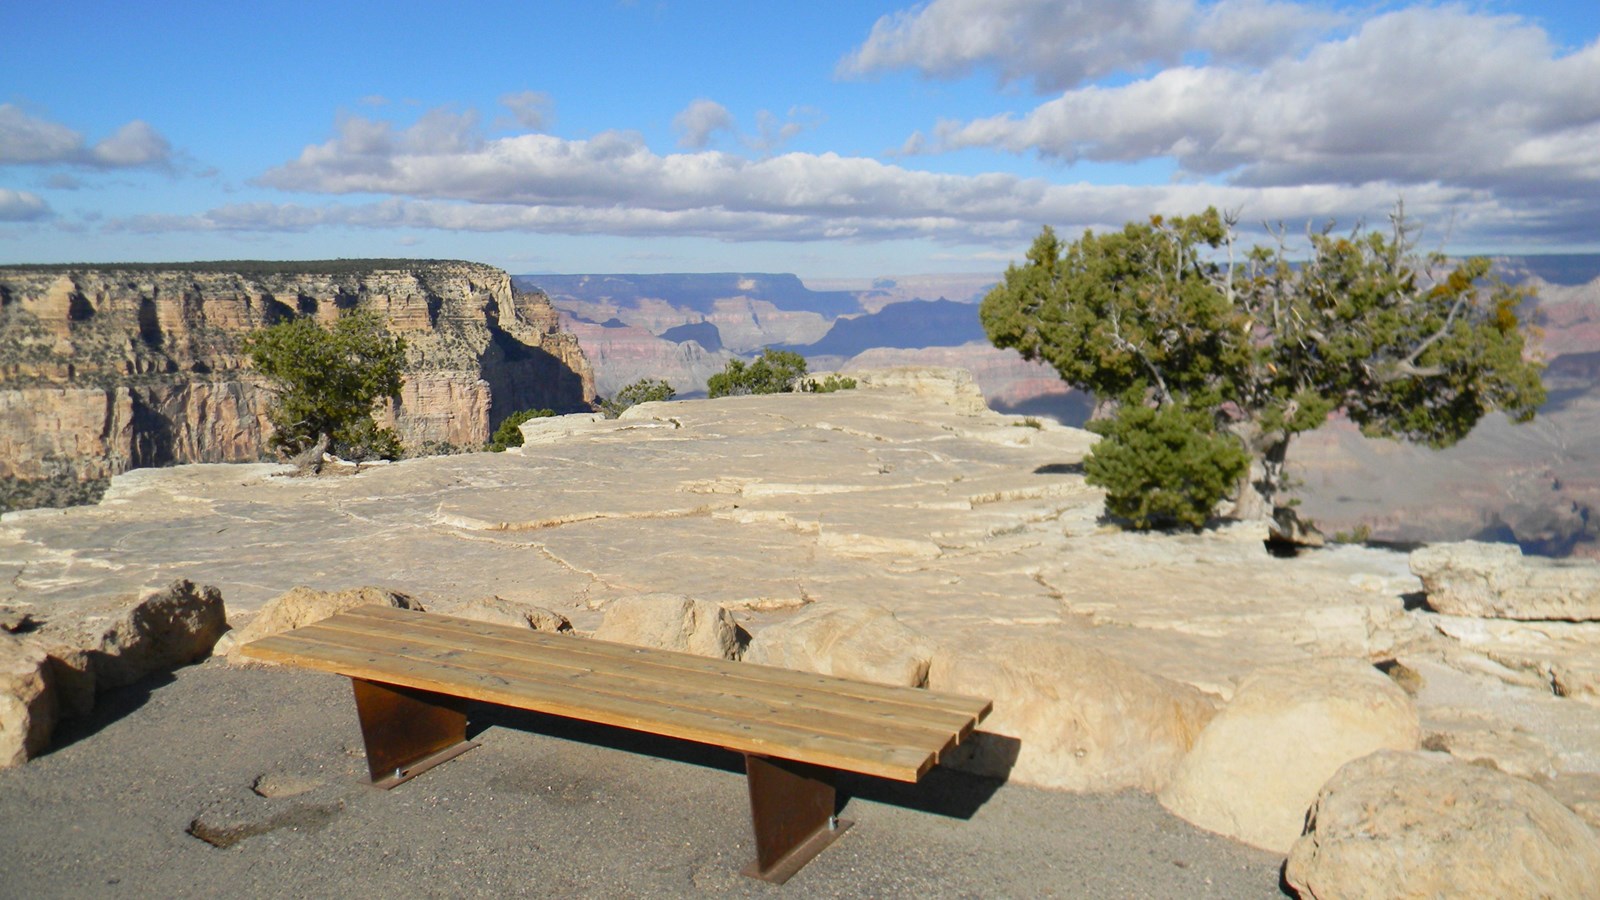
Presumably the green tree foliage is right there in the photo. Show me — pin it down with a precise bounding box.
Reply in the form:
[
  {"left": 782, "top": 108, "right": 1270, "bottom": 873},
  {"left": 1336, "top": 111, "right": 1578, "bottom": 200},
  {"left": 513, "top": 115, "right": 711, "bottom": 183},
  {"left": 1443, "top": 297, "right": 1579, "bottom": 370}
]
[
  {"left": 244, "top": 310, "right": 407, "bottom": 461},
  {"left": 706, "top": 349, "right": 809, "bottom": 398},
  {"left": 981, "top": 206, "right": 1546, "bottom": 538},
  {"left": 599, "top": 378, "right": 677, "bottom": 418},
  {"left": 1084, "top": 404, "right": 1250, "bottom": 530},
  {"left": 487, "top": 408, "right": 555, "bottom": 451}
]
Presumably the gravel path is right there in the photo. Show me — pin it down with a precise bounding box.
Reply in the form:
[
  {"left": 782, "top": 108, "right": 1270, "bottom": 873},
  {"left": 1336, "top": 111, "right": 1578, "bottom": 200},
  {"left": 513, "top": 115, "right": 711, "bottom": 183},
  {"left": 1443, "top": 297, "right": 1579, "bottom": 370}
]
[{"left": 0, "top": 660, "right": 1286, "bottom": 898}]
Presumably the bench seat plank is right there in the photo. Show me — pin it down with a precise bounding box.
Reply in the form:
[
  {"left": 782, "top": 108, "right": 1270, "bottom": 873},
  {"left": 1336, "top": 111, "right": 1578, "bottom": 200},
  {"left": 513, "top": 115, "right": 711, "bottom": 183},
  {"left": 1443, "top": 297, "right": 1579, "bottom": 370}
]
[
  {"left": 342, "top": 605, "right": 990, "bottom": 723},
  {"left": 275, "top": 626, "right": 960, "bottom": 776},
  {"left": 241, "top": 610, "right": 985, "bottom": 782},
  {"left": 321, "top": 608, "right": 984, "bottom": 737},
  {"left": 302, "top": 622, "right": 966, "bottom": 755}
]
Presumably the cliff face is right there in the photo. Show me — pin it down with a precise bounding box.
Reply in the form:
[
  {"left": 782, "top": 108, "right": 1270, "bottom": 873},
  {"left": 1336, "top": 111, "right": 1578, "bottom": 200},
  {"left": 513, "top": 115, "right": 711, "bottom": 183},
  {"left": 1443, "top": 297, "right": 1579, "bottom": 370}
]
[{"left": 0, "top": 261, "right": 594, "bottom": 509}]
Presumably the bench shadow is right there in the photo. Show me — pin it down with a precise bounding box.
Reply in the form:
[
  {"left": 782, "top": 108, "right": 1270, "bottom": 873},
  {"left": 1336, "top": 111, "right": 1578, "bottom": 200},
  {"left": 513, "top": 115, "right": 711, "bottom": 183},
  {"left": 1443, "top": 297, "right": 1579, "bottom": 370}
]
[{"left": 465, "top": 703, "right": 1014, "bottom": 822}]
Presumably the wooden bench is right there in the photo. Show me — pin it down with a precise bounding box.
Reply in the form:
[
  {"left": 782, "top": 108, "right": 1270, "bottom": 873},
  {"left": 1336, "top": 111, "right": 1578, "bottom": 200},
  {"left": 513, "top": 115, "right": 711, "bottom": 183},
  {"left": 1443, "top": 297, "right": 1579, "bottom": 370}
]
[{"left": 239, "top": 605, "right": 991, "bottom": 883}]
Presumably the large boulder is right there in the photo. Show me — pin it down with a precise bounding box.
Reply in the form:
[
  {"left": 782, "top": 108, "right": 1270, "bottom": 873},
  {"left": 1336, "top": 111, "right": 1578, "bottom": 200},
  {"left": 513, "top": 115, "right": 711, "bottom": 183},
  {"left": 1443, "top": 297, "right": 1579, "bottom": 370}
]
[
  {"left": 592, "top": 594, "right": 742, "bottom": 660},
  {"left": 1159, "top": 658, "right": 1420, "bottom": 853},
  {"left": 1286, "top": 750, "right": 1600, "bottom": 899},
  {"left": 26, "top": 580, "right": 228, "bottom": 712},
  {"left": 1411, "top": 540, "right": 1600, "bottom": 620},
  {"left": 0, "top": 638, "right": 56, "bottom": 769},
  {"left": 222, "top": 586, "right": 420, "bottom": 658},
  {"left": 79, "top": 580, "right": 228, "bottom": 689},
  {"left": 744, "top": 604, "right": 934, "bottom": 687},
  {"left": 928, "top": 634, "right": 1216, "bottom": 791},
  {"left": 2, "top": 579, "right": 226, "bottom": 768},
  {"left": 430, "top": 596, "right": 572, "bottom": 633}
]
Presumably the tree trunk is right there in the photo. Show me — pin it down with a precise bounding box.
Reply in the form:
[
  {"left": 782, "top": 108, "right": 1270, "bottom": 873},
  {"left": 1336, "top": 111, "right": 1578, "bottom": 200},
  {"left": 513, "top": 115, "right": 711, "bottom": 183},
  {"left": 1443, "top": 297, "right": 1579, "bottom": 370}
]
[{"left": 1225, "top": 424, "right": 1323, "bottom": 546}]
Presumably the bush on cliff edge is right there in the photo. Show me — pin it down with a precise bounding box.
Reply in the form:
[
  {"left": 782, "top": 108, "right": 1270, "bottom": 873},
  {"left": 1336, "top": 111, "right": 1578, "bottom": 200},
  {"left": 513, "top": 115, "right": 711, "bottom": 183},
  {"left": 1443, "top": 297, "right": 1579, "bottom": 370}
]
[{"left": 245, "top": 311, "right": 407, "bottom": 462}]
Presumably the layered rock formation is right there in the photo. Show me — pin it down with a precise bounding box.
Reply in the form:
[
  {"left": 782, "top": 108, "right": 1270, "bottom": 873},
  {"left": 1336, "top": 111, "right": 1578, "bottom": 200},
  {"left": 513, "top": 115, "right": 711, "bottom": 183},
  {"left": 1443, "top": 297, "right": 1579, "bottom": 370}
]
[{"left": 0, "top": 261, "right": 594, "bottom": 510}]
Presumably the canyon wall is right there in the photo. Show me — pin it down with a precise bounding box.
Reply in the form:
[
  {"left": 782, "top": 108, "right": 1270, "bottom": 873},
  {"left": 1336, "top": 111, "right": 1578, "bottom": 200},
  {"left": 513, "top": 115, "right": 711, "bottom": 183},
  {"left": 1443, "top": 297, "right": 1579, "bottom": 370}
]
[{"left": 0, "top": 261, "right": 594, "bottom": 510}]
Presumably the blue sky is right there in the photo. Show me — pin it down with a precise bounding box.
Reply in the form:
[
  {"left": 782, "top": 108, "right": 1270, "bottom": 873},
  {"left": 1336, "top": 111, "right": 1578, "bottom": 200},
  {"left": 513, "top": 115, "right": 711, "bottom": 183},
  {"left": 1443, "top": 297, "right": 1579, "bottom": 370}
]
[{"left": 2, "top": 0, "right": 1597, "bottom": 278}]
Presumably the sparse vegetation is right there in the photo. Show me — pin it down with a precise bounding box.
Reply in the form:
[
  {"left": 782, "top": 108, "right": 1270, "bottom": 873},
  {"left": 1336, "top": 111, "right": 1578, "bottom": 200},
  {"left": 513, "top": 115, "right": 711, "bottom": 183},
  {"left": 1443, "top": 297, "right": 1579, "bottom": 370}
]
[
  {"left": 244, "top": 310, "right": 407, "bottom": 462},
  {"left": 707, "top": 349, "right": 809, "bottom": 398},
  {"left": 1331, "top": 523, "right": 1375, "bottom": 544},
  {"left": 487, "top": 408, "right": 555, "bottom": 451},
  {"left": 802, "top": 374, "right": 857, "bottom": 393},
  {"left": 599, "top": 378, "right": 677, "bottom": 418},
  {"left": 982, "top": 205, "right": 1546, "bottom": 538}
]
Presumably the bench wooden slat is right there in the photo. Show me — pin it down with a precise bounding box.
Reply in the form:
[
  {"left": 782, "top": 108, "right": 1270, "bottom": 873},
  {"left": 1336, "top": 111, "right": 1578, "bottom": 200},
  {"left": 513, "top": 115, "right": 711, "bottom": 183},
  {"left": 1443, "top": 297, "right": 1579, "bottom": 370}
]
[
  {"left": 287, "top": 621, "right": 966, "bottom": 763},
  {"left": 244, "top": 629, "right": 940, "bottom": 782},
  {"left": 319, "top": 609, "right": 982, "bottom": 738},
  {"left": 341, "top": 605, "right": 990, "bottom": 723}
]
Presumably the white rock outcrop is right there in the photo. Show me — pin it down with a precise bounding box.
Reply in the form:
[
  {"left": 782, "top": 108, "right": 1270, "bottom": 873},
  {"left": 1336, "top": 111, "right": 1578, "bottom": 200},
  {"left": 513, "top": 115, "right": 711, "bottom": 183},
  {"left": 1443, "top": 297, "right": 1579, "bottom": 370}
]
[
  {"left": 592, "top": 594, "right": 742, "bottom": 660},
  {"left": 744, "top": 604, "right": 934, "bottom": 687},
  {"left": 1286, "top": 750, "right": 1600, "bottom": 899},
  {"left": 1159, "top": 658, "right": 1421, "bottom": 853},
  {"left": 928, "top": 635, "right": 1216, "bottom": 792},
  {"left": 1411, "top": 540, "right": 1600, "bottom": 620}
]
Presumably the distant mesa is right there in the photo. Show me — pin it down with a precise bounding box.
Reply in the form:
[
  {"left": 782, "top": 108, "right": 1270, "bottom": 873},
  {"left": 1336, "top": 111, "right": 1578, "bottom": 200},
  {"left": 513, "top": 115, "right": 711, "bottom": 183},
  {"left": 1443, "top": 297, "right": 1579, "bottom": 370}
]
[{"left": 659, "top": 321, "right": 723, "bottom": 352}]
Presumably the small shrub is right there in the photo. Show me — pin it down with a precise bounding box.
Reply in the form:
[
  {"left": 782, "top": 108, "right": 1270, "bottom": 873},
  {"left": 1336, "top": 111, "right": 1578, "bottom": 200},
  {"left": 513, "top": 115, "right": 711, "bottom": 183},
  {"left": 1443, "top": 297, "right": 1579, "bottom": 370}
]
[
  {"left": 488, "top": 408, "right": 555, "bottom": 451},
  {"left": 1012, "top": 417, "right": 1043, "bottom": 429},
  {"left": 802, "top": 374, "right": 857, "bottom": 393},
  {"left": 1083, "top": 403, "right": 1250, "bottom": 531},
  {"left": 600, "top": 378, "right": 677, "bottom": 418},
  {"left": 707, "top": 349, "right": 808, "bottom": 398}
]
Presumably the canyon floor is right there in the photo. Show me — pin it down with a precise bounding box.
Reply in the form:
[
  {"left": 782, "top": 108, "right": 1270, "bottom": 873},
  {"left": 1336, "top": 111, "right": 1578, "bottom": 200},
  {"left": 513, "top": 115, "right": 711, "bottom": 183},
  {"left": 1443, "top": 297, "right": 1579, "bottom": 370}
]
[{"left": 3, "top": 369, "right": 1597, "bottom": 893}]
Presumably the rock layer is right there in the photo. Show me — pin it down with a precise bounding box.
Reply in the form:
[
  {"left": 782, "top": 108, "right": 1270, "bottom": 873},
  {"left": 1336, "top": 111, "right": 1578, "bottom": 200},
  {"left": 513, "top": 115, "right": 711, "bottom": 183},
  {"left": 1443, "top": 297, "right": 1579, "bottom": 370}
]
[{"left": 0, "top": 261, "right": 594, "bottom": 510}]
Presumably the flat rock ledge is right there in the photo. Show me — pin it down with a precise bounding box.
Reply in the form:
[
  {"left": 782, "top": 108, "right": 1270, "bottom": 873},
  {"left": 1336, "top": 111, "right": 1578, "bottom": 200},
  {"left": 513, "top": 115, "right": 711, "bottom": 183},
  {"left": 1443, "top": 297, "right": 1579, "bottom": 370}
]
[{"left": 1411, "top": 540, "right": 1600, "bottom": 620}]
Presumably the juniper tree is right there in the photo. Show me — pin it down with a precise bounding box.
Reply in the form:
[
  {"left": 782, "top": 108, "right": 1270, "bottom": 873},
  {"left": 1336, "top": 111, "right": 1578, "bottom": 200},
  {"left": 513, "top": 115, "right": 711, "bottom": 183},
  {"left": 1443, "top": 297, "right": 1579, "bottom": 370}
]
[
  {"left": 244, "top": 310, "right": 407, "bottom": 461},
  {"left": 981, "top": 206, "right": 1546, "bottom": 539}
]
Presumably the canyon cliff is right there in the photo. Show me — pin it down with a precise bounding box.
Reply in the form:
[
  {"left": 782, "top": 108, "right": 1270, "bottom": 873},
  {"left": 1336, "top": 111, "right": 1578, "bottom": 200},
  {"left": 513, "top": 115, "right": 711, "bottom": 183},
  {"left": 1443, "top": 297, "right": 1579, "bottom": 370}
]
[{"left": 0, "top": 261, "right": 594, "bottom": 510}]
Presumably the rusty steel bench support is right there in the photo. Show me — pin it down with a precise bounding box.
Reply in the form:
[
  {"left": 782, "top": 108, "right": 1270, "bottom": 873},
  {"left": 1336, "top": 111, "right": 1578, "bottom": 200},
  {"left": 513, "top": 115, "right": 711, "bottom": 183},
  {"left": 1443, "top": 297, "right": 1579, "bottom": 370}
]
[
  {"left": 743, "top": 754, "right": 855, "bottom": 883},
  {"left": 351, "top": 679, "right": 479, "bottom": 789},
  {"left": 347, "top": 676, "right": 852, "bottom": 883}
]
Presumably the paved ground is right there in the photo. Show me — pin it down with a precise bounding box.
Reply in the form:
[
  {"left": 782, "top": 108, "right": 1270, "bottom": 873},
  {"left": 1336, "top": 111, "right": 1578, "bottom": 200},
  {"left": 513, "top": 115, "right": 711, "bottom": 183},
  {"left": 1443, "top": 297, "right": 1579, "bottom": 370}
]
[{"left": 0, "top": 659, "right": 1285, "bottom": 898}]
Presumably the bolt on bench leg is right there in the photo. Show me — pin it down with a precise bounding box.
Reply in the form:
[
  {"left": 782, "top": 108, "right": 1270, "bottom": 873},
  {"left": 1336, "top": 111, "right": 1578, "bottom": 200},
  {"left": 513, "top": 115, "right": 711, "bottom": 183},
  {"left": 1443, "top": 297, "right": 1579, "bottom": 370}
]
[
  {"left": 350, "top": 678, "right": 479, "bottom": 789},
  {"left": 741, "top": 754, "right": 854, "bottom": 884}
]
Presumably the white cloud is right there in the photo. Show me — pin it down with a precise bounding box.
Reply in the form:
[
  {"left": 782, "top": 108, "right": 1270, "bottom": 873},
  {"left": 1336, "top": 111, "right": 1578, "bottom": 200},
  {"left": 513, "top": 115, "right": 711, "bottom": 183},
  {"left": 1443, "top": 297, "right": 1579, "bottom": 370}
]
[
  {"left": 89, "top": 121, "right": 172, "bottom": 167},
  {"left": 673, "top": 99, "right": 735, "bottom": 149},
  {"left": 0, "top": 104, "right": 173, "bottom": 169},
  {"left": 0, "top": 188, "right": 50, "bottom": 221},
  {"left": 145, "top": 108, "right": 1514, "bottom": 248},
  {"left": 500, "top": 90, "right": 552, "bottom": 131},
  {"left": 933, "top": 8, "right": 1600, "bottom": 207},
  {"left": 837, "top": 0, "right": 1342, "bottom": 91}
]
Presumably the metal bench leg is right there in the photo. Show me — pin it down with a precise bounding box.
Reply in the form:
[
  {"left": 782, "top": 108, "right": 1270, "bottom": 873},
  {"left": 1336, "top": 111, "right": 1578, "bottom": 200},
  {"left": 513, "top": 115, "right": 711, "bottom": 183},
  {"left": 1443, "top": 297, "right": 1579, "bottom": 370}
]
[
  {"left": 350, "top": 678, "right": 479, "bottom": 789},
  {"left": 741, "top": 754, "right": 854, "bottom": 883}
]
